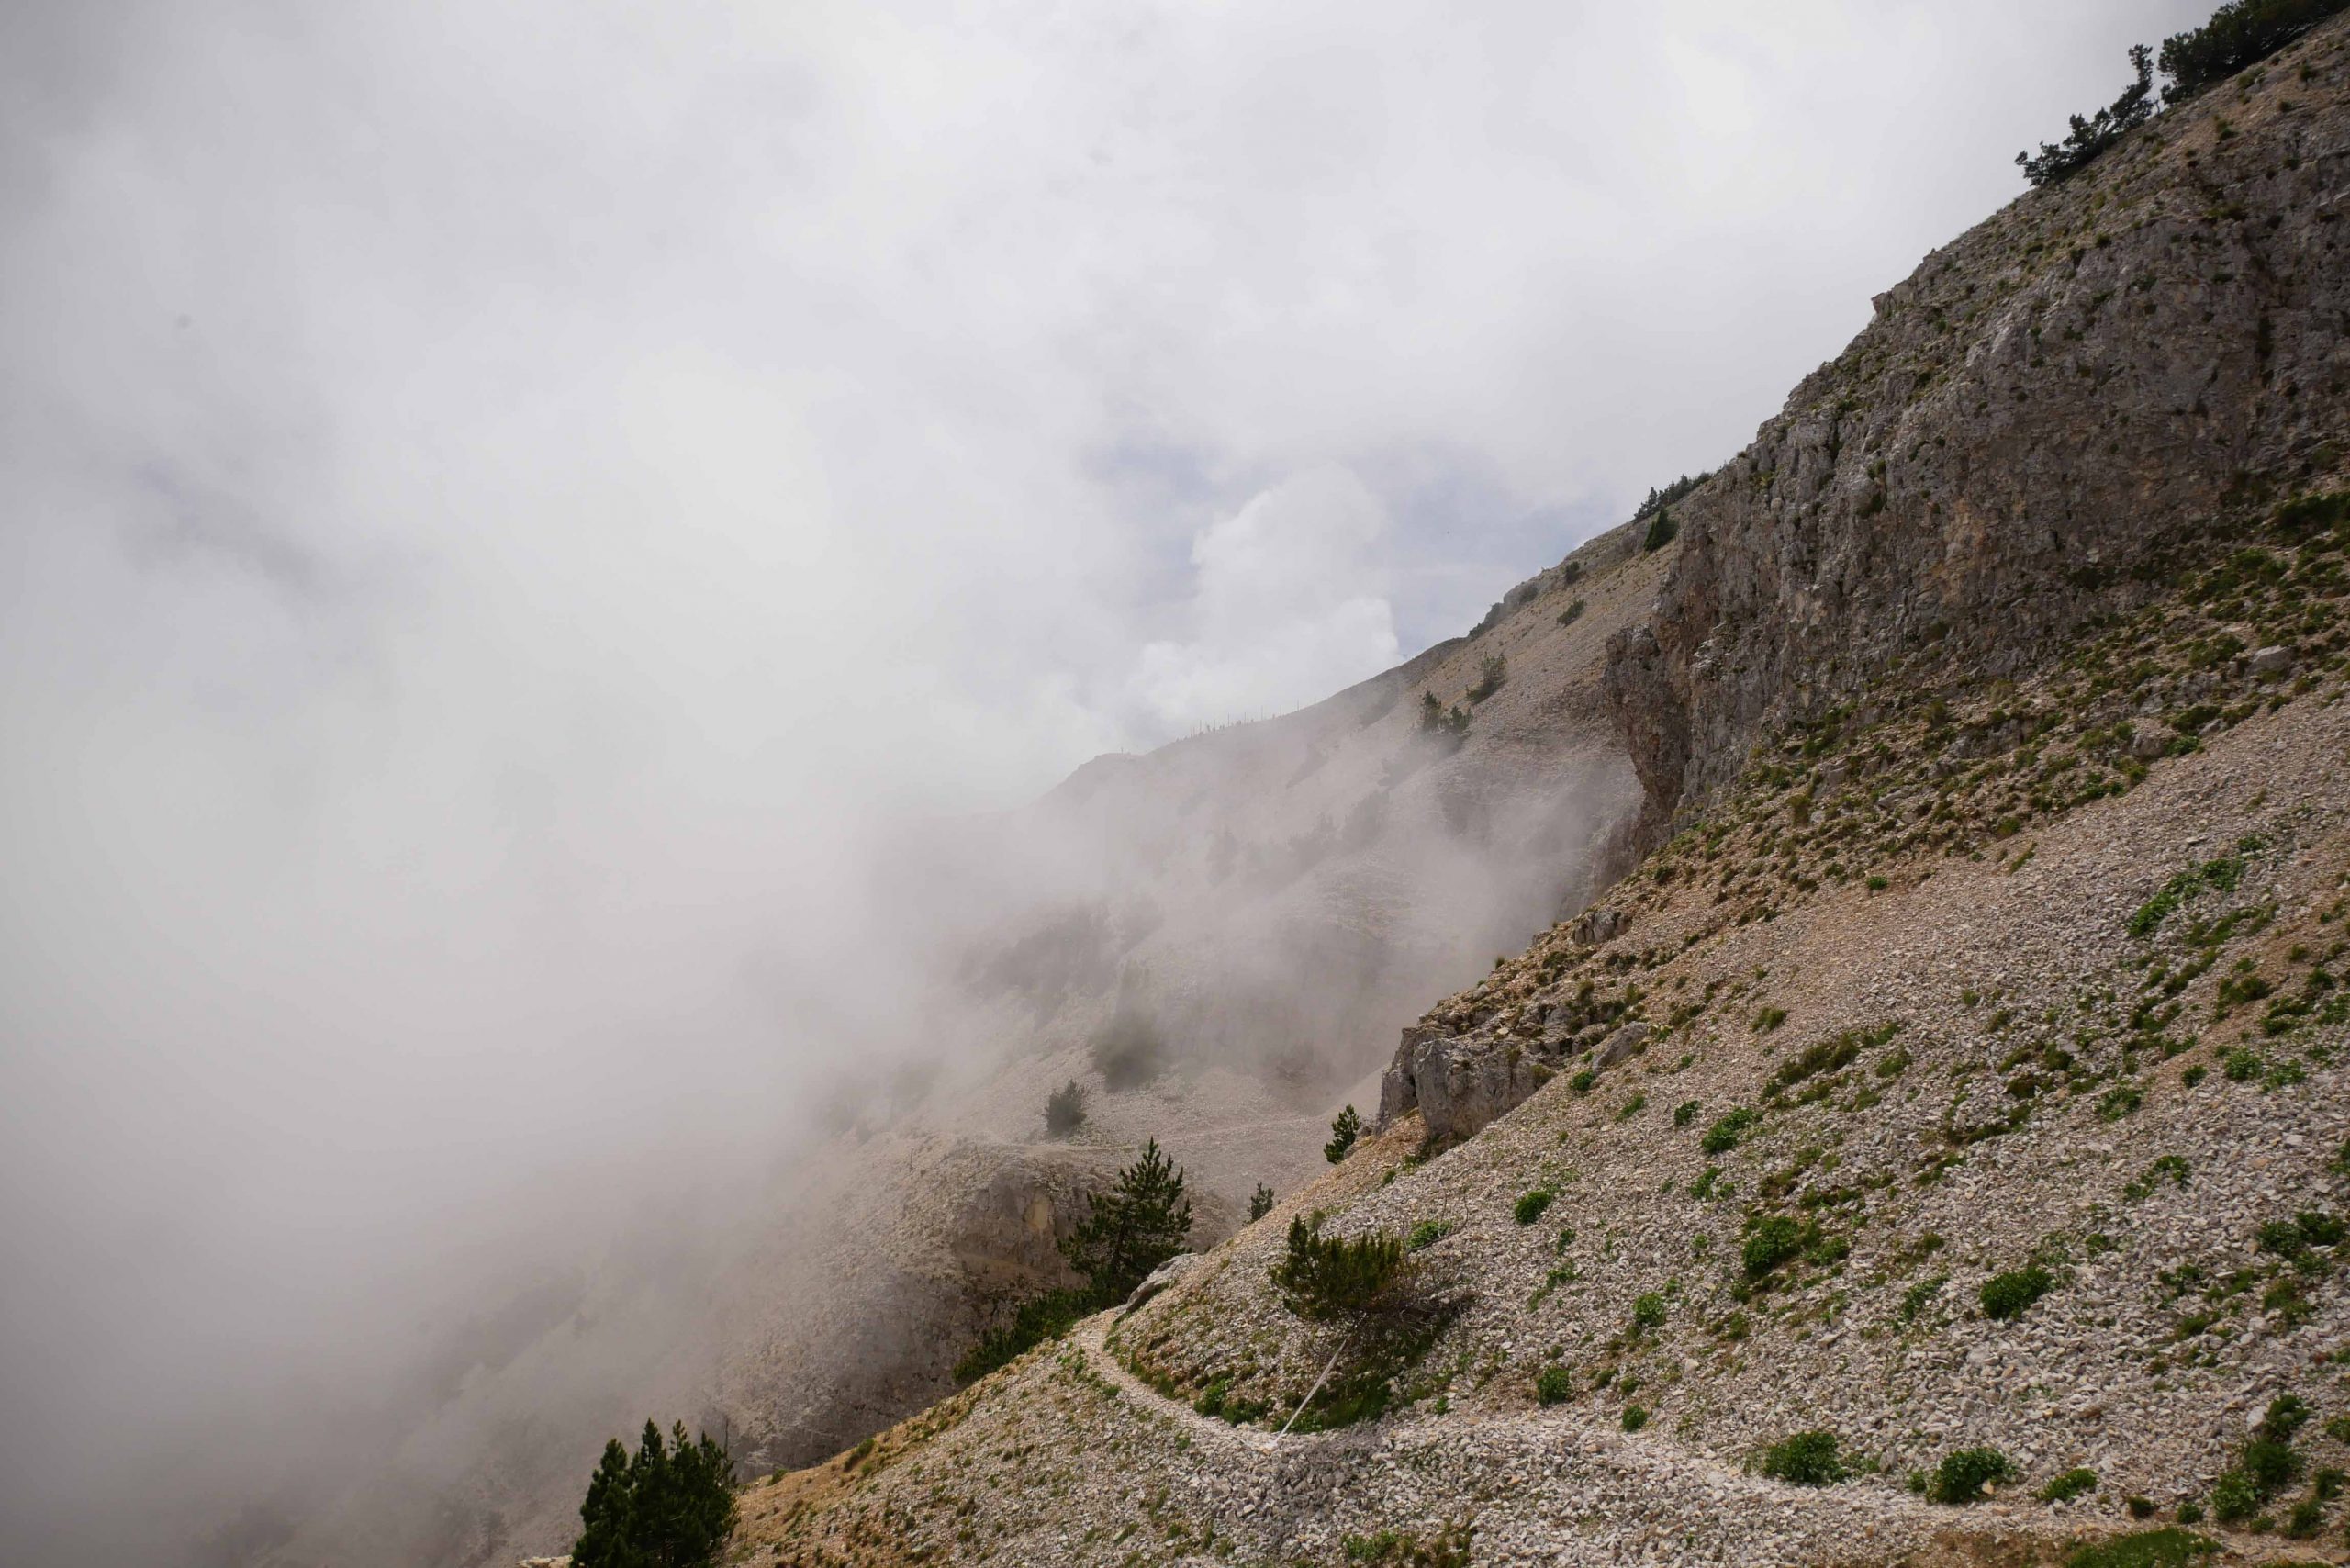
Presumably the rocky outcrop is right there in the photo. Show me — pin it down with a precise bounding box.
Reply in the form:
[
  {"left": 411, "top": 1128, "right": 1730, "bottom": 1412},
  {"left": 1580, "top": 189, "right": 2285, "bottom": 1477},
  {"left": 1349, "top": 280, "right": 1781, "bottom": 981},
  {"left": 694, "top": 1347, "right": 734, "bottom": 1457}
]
[
  {"left": 1377, "top": 1024, "right": 1555, "bottom": 1145},
  {"left": 1606, "top": 48, "right": 2350, "bottom": 842}
]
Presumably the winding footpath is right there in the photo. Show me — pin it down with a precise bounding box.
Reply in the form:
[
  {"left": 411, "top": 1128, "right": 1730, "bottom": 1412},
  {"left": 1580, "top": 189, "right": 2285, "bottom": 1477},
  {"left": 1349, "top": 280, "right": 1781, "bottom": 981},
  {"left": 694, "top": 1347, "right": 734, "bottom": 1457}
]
[{"left": 1063, "top": 1310, "right": 2229, "bottom": 1568}]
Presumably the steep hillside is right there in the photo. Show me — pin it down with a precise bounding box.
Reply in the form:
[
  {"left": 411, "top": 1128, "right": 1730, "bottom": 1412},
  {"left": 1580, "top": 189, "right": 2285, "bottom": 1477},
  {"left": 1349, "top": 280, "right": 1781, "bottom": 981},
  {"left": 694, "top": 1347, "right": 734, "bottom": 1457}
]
[{"left": 735, "top": 17, "right": 2350, "bottom": 1567}]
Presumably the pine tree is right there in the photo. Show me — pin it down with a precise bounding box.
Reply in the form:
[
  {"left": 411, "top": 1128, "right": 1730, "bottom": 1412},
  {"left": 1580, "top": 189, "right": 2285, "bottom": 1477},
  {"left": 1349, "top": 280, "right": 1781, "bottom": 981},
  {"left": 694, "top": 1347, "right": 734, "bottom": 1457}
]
[
  {"left": 1324, "top": 1105, "right": 1361, "bottom": 1164},
  {"left": 1248, "top": 1182, "right": 1276, "bottom": 1222},
  {"left": 1269, "top": 1216, "right": 1406, "bottom": 1321},
  {"left": 573, "top": 1418, "right": 736, "bottom": 1568},
  {"left": 1044, "top": 1079, "right": 1088, "bottom": 1137},
  {"left": 1059, "top": 1137, "right": 1192, "bottom": 1301},
  {"left": 1642, "top": 507, "right": 1679, "bottom": 553}
]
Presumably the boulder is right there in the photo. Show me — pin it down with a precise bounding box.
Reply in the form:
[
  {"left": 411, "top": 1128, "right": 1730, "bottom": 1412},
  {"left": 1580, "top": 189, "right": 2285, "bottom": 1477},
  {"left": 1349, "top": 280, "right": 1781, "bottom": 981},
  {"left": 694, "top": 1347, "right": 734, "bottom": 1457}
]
[
  {"left": 1378, "top": 1025, "right": 1550, "bottom": 1146},
  {"left": 1596, "top": 1021, "right": 1651, "bottom": 1068},
  {"left": 1573, "top": 905, "right": 1628, "bottom": 946},
  {"left": 1123, "top": 1252, "right": 1203, "bottom": 1314}
]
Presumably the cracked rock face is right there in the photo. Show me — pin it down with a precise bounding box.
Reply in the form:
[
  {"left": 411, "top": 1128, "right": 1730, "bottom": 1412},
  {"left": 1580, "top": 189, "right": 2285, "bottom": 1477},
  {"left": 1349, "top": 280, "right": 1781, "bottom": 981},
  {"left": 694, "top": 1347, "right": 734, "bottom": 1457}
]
[{"left": 1606, "top": 56, "right": 2350, "bottom": 845}]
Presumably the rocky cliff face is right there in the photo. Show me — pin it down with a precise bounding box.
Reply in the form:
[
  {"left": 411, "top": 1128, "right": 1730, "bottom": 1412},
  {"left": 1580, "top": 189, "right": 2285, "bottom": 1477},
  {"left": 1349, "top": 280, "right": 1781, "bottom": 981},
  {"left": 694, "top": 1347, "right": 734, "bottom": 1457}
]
[{"left": 1607, "top": 54, "right": 2350, "bottom": 843}]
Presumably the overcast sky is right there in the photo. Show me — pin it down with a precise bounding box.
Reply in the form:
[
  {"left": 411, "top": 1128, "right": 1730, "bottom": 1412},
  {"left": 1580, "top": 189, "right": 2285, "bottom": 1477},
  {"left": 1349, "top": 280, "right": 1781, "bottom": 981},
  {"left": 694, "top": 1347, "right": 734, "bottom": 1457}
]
[{"left": 0, "top": 0, "right": 2212, "bottom": 1554}]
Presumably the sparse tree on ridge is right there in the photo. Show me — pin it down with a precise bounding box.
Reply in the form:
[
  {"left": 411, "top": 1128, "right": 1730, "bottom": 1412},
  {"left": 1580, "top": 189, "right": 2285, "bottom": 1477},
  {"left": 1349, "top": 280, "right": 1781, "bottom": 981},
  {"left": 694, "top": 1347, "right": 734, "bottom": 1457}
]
[
  {"left": 1324, "top": 1104, "right": 1361, "bottom": 1164},
  {"left": 1059, "top": 1137, "right": 1192, "bottom": 1301}
]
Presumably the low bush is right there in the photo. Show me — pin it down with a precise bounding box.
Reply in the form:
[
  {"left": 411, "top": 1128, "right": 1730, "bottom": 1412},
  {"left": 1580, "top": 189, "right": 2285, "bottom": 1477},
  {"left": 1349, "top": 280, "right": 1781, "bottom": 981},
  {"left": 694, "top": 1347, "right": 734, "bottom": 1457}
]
[
  {"left": 2211, "top": 1394, "right": 2310, "bottom": 1522},
  {"left": 1045, "top": 1079, "right": 1089, "bottom": 1137},
  {"left": 1404, "top": 1219, "right": 1454, "bottom": 1252},
  {"left": 1930, "top": 1447, "right": 2017, "bottom": 1505},
  {"left": 1514, "top": 1188, "right": 1557, "bottom": 1225},
  {"left": 1757, "top": 1429, "right": 1849, "bottom": 1486},
  {"left": 2041, "top": 1467, "right": 2098, "bottom": 1503},
  {"left": 2060, "top": 1528, "right": 2216, "bottom": 1568},
  {"left": 1743, "top": 1215, "right": 1804, "bottom": 1279},
  {"left": 1621, "top": 1404, "right": 1650, "bottom": 1432},
  {"left": 1535, "top": 1363, "right": 1574, "bottom": 1405},
  {"left": 1701, "top": 1107, "right": 1759, "bottom": 1155},
  {"left": 952, "top": 1287, "right": 1097, "bottom": 1383},
  {"left": 1980, "top": 1264, "right": 2055, "bottom": 1321}
]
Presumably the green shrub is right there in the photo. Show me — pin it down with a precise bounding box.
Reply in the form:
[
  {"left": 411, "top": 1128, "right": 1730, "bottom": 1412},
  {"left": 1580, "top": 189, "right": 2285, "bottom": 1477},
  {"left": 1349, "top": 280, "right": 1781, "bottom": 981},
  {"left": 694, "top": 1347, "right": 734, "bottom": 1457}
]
[
  {"left": 1514, "top": 1188, "right": 1556, "bottom": 1225},
  {"left": 1643, "top": 508, "right": 1679, "bottom": 552},
  {"left": 1770, "top": 1035, "right": 1863, "bottom": 1091},
  {"left": 1326, "top": 1104, "right": 1362, "bottom": 1163},
  {"left": 1743, "top": 1215, "right": 1803, "bottom": 1279},
  {"left": 573, "top": 1420, "right": 737, "bottom": 1568},
  {"left": 1045, "top": 1079, "right": 1089, "bottom": 1137},
  {"left": 1757, "top": 1429, "right": 1849, "bottom": 1486},
  {"left": 2209, "top": 1468, "right": 2262, "bottom": 1523},
  {"left": 2209, "top": 1394, "right": 2312, "bottom": 1522},
  {"left": 2061, "top": 1528, "right": 2217, "bottom": 1568},
  {"left": 1467, "top": 654, "right": 1507, "bottom": 702},
  {"left": 1980, "top": 1264, "right": 2055, "bottom": 1321},
  {"left": 2122, "top": 1155, "right": 2191, "bottom": 1200},
  {"left": 1898, "top": 1273, "right": 1947, "bottom": 1325},
  {"left": 1249, "top": 1182, "right": 1276, "bottom": 1222},
  {"left": 953, "top": 1286, "right": 1097, "bottom": 1383},
  {"left": 1269, "top": 1217, "right": 1405, "bottom": 1320},
  {"left": 1630, "top": 1292, "right": 1667, "bottom": 1330},
  {"left": 1673, "top": 1099, "right": 1701, "bottom": 1127},
  {"left": 1569, "top": 1069, "right": 1596, "bottom": 1094},
  {"left": 1404, "top": 1219, "right": 1454, "bottom": 1252},
  {"left": 1535, "top": 1364, "right": 1574, "bottom": 1406},
  {"left": 1417, "top": 692, "right": 1471, "bottom": 739},
  {"left": 1091, "top": 995, "right": 1169, "bottom": 1089},
  {"left": 1621, "top": 1404, "right": 1650, "bottom": 1432},
  {"left": 1341, "top": 1523, "right": 1473, "bottom": 1567},
  {"left": 1930, "top": 1447, "right": 2017, "bottom": 1504},
  {"left": 1753, "top": 1006, "right": 1788, "bottom": 1033},
  {"left": 2041, "top": 1467, "right": 2098, "bottom": 1503},
  {"left": 1702, "top": 1107, "right": 1759, "bottom": 1155},
  {"left": 1558, "top": 599, "right": 1587, "bottom": 627}
]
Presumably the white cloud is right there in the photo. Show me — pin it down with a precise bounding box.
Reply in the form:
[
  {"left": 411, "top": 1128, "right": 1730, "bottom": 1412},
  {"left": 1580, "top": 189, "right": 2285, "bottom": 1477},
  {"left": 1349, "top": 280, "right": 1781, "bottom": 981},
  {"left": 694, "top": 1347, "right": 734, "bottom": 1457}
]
[{"left": 1125, "top": 465, "right": 1400, "bottom": 735}]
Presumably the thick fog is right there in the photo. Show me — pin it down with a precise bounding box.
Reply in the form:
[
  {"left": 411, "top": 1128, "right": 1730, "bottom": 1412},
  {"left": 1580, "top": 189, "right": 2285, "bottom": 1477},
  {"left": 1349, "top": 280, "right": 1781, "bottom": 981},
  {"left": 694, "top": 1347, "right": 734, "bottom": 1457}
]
[{"left": 0, "top": 1, "right": 2214, "bottom": 1562}]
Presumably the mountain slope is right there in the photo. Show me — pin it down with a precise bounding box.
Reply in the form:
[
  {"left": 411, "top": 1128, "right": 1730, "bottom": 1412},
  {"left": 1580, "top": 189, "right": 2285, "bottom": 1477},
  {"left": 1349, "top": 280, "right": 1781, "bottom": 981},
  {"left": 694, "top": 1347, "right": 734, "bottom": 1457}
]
[{"left": 733, "top": 17, "right": 2350, "bottom": 1566}]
